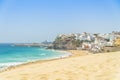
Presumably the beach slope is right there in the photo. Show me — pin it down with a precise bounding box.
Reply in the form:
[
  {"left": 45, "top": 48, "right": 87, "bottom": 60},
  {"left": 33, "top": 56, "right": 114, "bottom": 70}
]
[{"left": 0, "top": 51, "right": 120, "bottom": 80}]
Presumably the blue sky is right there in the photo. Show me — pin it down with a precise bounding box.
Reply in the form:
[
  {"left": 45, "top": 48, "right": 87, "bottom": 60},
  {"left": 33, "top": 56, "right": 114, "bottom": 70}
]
[{"left": 0, "top": 0, "right": 120, "bottom": 43}]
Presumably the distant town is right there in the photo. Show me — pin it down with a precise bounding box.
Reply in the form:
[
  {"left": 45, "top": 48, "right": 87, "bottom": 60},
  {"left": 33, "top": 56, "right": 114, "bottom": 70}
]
[{"left": 14, "top": 31, "right": 120, "bottom": 53}]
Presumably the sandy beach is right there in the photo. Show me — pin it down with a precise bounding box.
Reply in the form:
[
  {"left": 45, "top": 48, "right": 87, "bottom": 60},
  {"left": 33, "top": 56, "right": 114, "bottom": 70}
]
[{"left": 0, "top": 50, "right": 120, "bottom": 80}]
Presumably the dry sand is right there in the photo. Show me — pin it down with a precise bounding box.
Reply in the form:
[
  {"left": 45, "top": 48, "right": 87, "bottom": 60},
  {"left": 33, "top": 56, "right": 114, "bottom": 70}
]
[{"left": 0, "top": 50, "right": 120, "bottom": 80}]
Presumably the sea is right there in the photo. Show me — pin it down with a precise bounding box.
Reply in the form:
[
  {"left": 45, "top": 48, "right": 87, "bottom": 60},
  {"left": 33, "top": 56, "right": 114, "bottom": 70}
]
[{"left": 0, "top": 43, "right": 71, "bottom": 71}]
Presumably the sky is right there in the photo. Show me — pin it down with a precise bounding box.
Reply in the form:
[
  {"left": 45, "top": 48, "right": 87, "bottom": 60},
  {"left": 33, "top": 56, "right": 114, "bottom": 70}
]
[{"left": 0, "top": 0, "right": 120, "bottom": 43}]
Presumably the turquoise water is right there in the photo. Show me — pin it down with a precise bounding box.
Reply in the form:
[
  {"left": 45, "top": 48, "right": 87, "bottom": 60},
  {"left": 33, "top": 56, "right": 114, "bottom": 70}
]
[{"left": 0, "top": 44, "right": 71, "bottom": 70}]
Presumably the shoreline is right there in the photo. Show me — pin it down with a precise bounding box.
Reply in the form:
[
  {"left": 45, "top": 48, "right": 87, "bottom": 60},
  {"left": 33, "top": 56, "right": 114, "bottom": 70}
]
[
  {"left": 0, "top": 50, "right": 72, "bottom": 73},
  {"left": 0, "top": 50, "right": 90, "bottom": 73}
]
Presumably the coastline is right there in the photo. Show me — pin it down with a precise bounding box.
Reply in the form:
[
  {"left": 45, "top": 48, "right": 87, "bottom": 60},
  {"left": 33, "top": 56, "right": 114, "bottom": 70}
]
[
  {"left": 0, "top": 50, "right": 120, "bottom": 80},
  {"left": 0, "top": 50, "right": 89, "bottom": 73},
  {"left": 0, "top": 50, "right": 72, "bottom": 72}
]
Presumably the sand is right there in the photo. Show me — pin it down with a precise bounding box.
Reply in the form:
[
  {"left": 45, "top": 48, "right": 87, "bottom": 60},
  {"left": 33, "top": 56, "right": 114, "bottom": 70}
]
[{"left": 0, "top": 50, "right": 120, "bottom": 80}]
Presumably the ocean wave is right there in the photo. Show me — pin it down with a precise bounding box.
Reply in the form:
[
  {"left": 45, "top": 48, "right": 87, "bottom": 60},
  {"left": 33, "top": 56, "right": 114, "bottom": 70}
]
[
  {"left": 0, "top": 62, "right": 25, "bottom": 71},
  {"left": 39, "top": 53, "right": 46, "bottom": 56},
  {"left": 0, "top": 62, "right": 24, "bottom": 67}
]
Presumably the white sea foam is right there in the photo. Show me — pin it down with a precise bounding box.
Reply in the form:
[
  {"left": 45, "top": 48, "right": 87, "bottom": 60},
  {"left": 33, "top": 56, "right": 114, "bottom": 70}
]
[
  {"left": 39, "top": 53, "right": 46, "bottom": 56},
  {"left": 0, "top": 62, "right": 24, "bottom": 71},
  {"left": 0, "top": 62, "right": 24, "bottom": 67}
]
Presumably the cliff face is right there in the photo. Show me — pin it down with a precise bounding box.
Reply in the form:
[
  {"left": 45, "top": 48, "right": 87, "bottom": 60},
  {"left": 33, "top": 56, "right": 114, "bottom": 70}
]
[
  {"left": 53, "top": 35, "right": 81, "bottom": 50},
  {"left": 52, "top": 32, "right": 120, "bottom": 52}
]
